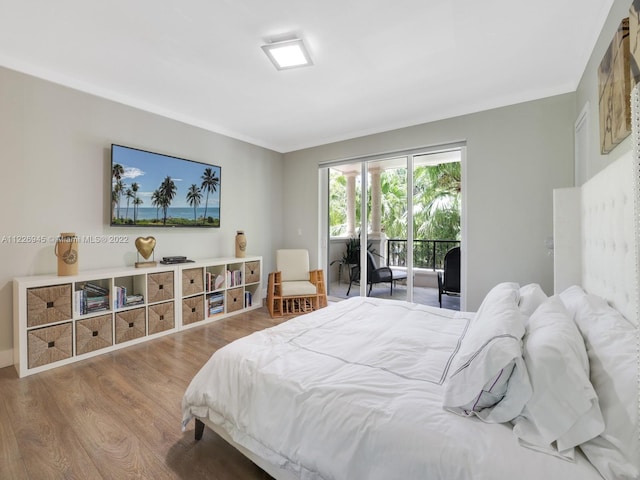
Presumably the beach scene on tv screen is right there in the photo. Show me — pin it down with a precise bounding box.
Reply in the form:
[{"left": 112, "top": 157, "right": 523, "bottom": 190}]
[{"left": 111, "top": 145, "right": 221, "bottom": 227}]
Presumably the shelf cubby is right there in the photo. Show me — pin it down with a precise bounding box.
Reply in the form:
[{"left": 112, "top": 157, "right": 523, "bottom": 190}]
[{"left": 13, "top": 256, "right": 262, "bottom": 377}]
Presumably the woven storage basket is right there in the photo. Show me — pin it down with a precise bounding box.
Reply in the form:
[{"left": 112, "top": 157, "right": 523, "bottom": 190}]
[
  {"left": 27, "top": 284, "right": 72, "bottom": 327},
  {"left": 244, "top": 261, "right": 260, "bottom": 284},
  {"left": 182, "top": 295, "right": 204, "bottom": 325},
  {"left": 182, "top": 267, "right": 204, "bottom": 296},
  {"left": 148, "top": 301, "right": 175, "bottom": 334},
  {"left": 226, "top": 287, "right": 244, "bottom": 313},
  {"left": 28, "top": 322, "right": 72, "bottom": 368},
  {"left": 76, "top": 313, "right": 113, "bottom": 355},
  {"left": 115, "top": 307, "right": 146, "bottom": 344},
  {"left": 147, "top": 272, "right": 174, "bottom": 303}
]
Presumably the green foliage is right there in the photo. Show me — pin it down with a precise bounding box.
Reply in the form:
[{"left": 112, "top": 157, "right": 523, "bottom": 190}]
[{"left": 329, "top": 162, "right": 461, "bottom": 241}]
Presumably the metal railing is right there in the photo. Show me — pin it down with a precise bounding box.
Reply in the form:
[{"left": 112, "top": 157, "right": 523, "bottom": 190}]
[{"left": 387, "top": 239, "right": 460, "bottom": 270}]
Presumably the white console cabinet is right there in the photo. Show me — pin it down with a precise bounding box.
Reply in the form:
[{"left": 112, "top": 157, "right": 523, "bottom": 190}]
[{"left": 13, "top": 256, "right": 262, "bottom": 377}]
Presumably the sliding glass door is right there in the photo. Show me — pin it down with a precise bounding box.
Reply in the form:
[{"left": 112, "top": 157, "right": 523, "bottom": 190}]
[
  {"left": 365, "top": 157, "right": 409, "bottom": 301},
  {"left": 326, "top": 164, "right": 363, "bottom": 299},
  {"left": 324, "top": 145, "right": 463, "bottom": 309}
]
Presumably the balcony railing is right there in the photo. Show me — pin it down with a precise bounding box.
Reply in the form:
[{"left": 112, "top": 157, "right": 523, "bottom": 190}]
[{"left": 387, "top": 239, "right": 460, "bottom": 270}]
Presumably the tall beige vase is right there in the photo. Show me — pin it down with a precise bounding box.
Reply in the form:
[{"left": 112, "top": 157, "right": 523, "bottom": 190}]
[
  {"left": 55, "top": 232, "right": 79, "bottom": 276},
  {"left": 235, "top": 231, "right": 246, "bottom": 258}
]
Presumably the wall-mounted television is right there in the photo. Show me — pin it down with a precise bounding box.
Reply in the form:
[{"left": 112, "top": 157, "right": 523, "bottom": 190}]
[{"left": 110, "top": 144, "right": 221, "bottom": 228}]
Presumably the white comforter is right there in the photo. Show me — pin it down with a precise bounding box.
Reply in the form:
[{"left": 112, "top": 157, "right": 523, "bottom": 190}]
[{"left": 182, "top": 297, "right": 602, "bottom": 480}]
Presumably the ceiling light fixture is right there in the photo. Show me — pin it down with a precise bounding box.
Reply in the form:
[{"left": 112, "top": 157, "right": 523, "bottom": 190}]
[{"left": 261, "top": 38, "right": 313, "bottom": 70}]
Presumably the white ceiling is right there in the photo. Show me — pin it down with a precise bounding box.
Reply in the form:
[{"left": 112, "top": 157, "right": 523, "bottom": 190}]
[{"left": 0, "top": 0, "right": 613, "bottom": 153}]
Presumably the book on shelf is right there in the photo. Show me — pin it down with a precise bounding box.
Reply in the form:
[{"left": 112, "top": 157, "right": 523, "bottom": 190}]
[
  {"left": 83, "top": 282, "right": 109, "bottom": 296},
  {"left": 207, "top": 291, "right": 224, "bottom": 316},
  {"left": 205, "top": 272, "right": 225, "bottom": 291},
  {"left": 226, "top": 269, "right": 242, "bottom": 287},
  {"left": 125, "top": 294, "right": 144, "bottom": 306},
  {"left": 76, "top": 283, "right": 110, "bottom": 315},
  {"left": 112, "top": 286, "right": 144, "bottom": 309},
  {"left": 86, "top": 299, "right": 109, "bottom": 313},
  {"left": 208, "top": 292, "right": 224, "bottom": 302},
  {"left": 113, "top": 285, "right": 126, "bottom": 309}
]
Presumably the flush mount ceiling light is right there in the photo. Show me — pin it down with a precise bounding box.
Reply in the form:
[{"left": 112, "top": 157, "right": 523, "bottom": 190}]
[{"left": 261, "top": 38, "right": 313, "bottom": 70}]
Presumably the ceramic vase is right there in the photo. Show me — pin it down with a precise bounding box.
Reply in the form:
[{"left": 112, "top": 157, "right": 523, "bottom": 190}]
[
  {"left": 55, "top": 232, "right": 79, "bottom": 276},
  {"left": 235, "top": 231, "right": 246, "bottom": 258}
]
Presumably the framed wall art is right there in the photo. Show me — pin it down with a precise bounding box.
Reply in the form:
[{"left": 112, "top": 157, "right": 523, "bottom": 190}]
[
  {"left": 630, "top": 0, "right": 640, "bottom": 84},
  {"left": 598, "top": 17, "right": 631, "bottom": 154}
]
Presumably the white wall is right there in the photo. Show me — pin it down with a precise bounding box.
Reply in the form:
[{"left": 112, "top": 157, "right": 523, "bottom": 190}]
[
  {"left": 0, "top": 66, "right": 284, "bottom": 363},
  {"left": 283, "top": 94, "right": 576, "bottom": 311}
]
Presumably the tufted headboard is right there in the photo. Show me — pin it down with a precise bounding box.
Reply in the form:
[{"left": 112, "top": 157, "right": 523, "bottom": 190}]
[{"left": 553, "top": 92, "right": 639, "bottom": 326}]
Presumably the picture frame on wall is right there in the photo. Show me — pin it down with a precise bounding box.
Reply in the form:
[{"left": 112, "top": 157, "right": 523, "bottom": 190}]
[
  {"left": 598, "top": 17, "right": 631, "bottom": 154},
  {"left": 630, "top": 0, "right": 640, "bottom": 85}
]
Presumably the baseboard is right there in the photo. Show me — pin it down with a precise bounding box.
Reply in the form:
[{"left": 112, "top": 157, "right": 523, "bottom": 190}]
[{"left": 0, "top": 348, "right": 13, "bottom": 369}]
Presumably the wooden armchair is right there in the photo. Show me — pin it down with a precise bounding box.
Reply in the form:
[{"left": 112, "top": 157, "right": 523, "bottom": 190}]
[{"left": 267, "top": 249, "right": 328, "bottom": 317}]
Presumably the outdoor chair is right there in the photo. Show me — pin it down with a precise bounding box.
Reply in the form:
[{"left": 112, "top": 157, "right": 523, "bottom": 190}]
[
  {"left": 437, "top": 246, "right": 461, "bottom": 307},
  {"left": 347, "top": 250, "right": 408, "bottom": 296}
]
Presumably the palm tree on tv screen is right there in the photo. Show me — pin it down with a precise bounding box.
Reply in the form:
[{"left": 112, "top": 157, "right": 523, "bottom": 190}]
[
  {"left": 125, "top": 187, "right": 134, "bottom": 221},
  {"left": 112, "top": 163, "right": 125, "bottom": 221},
  {"left": 186, "top": 184, "right": 203, "bottom": 222},
  {"left": 159, "top": 176, "right": 177, "bottom": 225},
  {"left": 133, "top": 196, "right": 143, "bottom": 223},
  {"left": 201, "top": 167, "right": 219, "bottom": 223},
  {"left": 131, "top": 182, "right": 140, "bottom": 223},
  {"left": 151, "top": 189, "right": 161, "bottom": 222}
]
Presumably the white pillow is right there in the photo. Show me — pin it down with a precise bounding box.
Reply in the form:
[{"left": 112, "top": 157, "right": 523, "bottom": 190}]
[
  {"left": 512, "top": 296, "right": 604, "bottom": 459},
  {"left": 559, "top": 287, "right": 639, "bottom": 480},
  {"left": 442, "top": 282, "right": 532, "bottom": 423},
  {"left": 518, "top": 283, "right": 547, "bottom": 317}
]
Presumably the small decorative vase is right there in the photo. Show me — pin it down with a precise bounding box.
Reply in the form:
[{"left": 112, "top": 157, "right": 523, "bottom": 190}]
[
  {"left": 235, "top": 231, "right": 247, "bottom": 258},
  {"left": 55, "top": 232, "right": 79, "bottom": 276}
]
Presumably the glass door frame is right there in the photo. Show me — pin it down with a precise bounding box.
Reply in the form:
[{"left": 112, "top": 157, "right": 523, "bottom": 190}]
[{"left": 320, "top": 142, "right": 467, "bottom": 308}]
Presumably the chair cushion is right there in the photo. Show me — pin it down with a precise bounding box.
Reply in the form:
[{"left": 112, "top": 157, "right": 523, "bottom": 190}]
[
  {"left": 281, "top": 281, "right": 318, "bottom": 297},
  {"left": 391, "top": 268, "right": 408, "bottom": 281},
  {"left": 277, "top": 249, "right": 310, "bottom": 282}
]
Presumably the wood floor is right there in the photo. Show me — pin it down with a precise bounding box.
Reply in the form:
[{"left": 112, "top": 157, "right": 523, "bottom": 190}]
[{"left": 0, "top": 307, "right": 293, "bottom": 480}]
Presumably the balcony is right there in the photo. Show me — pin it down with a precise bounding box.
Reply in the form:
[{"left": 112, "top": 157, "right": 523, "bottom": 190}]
[
  {"left": 328, "top": 237, "right": 461, "bottom": 310},
  {"left": 386, "top": 239, "right": 460, "bottom": 270}
]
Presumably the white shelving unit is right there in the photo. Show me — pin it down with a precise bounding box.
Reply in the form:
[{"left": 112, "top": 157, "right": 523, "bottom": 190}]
[{"left": 13, "top": 256, "right": 262, "bottom": 377}]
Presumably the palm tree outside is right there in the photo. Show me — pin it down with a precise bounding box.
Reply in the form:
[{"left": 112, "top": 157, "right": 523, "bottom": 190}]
[{"left": 328, "top": 160, "right": 461, "bottom": 269}]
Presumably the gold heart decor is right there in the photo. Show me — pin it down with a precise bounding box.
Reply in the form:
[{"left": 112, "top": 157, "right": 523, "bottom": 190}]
[{"left": 135, "top": 236, "right": 156, "bottom": 260}]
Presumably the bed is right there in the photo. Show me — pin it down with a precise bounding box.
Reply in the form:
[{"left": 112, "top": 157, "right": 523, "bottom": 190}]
[{"left": 182, "top": 95, "right": 640, "bottom": 479}]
